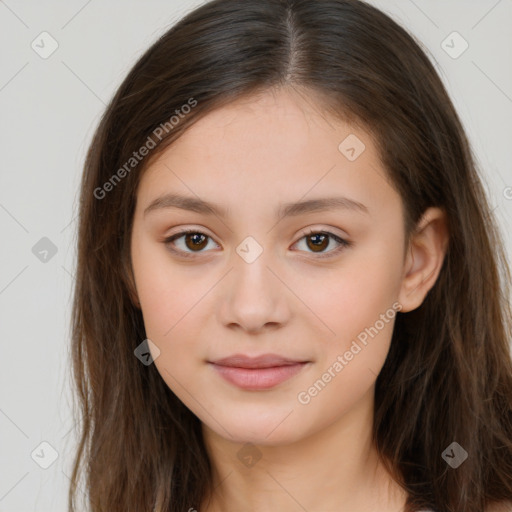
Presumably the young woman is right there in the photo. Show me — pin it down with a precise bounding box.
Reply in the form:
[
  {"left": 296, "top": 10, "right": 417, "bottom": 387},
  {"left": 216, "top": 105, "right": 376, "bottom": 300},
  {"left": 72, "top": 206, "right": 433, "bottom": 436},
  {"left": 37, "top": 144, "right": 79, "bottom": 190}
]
[{"left": 69, "top": 1, "right": 512, "bottom": 511}]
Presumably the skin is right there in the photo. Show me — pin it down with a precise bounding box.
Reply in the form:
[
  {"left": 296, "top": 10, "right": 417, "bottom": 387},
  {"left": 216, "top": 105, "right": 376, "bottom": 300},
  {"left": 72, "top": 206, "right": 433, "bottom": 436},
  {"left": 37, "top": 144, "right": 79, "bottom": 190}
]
[{"left": 130, "top": 86, "right": 449, "bottom": 512}]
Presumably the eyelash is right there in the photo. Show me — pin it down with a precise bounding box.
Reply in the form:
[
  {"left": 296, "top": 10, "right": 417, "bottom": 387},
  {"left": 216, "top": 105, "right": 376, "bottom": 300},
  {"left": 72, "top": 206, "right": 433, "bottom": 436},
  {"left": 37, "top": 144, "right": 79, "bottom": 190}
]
[{"left": 163, "top": 228, "right": 352, "bottom": 260}]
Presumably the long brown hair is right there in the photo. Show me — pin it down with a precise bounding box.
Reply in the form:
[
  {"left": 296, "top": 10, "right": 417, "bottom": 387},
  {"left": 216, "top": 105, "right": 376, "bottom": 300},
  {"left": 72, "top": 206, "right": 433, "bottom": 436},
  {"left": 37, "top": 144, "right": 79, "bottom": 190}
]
[{"left": 68, "top": 0, "right": 512, "bottom": 510}]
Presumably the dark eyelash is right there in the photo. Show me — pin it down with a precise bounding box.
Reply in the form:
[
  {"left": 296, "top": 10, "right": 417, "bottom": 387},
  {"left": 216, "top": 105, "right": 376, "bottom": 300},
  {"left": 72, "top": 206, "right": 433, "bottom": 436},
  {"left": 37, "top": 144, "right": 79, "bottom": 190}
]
[
  {"left": 164, "top": 229, "right": 351, "bottom": 259},
  {"left": 163, "top": 229, "right": 207, "bottom": 258},
  {"left": 302, "top": 229, "right": 352, "bottom": 259}
]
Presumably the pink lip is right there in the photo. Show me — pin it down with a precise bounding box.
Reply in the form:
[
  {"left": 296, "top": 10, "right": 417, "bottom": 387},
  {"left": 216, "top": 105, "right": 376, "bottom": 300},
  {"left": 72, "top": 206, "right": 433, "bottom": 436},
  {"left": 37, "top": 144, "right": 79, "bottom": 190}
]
[{"left": 208, "top": 353, "right": 310, "bottom": 390}]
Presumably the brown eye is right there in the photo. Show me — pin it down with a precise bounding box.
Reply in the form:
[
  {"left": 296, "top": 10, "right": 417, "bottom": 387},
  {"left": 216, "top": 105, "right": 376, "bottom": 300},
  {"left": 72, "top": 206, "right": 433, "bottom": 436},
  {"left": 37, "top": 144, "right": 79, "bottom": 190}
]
[
  {"left": 164, "top": 228, "right": 351, "bottom": 260},
  {"left": 183, "top": 232, "right": 208, "bottom": 251},
  {"left": 294, "top": 230, "right": 351, "bottom": 258},
  {"left": 164, "top": 229, "right": 218, "bottom": 257},
  {"left": 305, "top": 232, "right": 330, "bottom": 252}
]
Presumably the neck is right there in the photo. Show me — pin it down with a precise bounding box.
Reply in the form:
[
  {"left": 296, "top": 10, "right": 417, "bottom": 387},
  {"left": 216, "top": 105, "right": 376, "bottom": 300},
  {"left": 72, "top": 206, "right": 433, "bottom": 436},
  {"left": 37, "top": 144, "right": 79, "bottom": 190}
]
[{"left": 199, "top": 385, "right": 407, "bottom": 512}]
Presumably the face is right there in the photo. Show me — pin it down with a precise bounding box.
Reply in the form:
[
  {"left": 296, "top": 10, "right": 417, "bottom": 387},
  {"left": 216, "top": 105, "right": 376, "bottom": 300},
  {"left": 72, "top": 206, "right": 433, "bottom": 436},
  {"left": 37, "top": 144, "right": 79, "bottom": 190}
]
[{"left": 130, "top": 87, "right": 408, "bottom": 446}]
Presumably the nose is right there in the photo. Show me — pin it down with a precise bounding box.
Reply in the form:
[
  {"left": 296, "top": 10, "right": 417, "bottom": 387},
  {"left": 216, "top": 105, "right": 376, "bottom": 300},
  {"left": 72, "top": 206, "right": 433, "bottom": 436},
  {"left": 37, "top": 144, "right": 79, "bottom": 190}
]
[{"left": 217, "top": 250, "right": 290, "bottom": 334}]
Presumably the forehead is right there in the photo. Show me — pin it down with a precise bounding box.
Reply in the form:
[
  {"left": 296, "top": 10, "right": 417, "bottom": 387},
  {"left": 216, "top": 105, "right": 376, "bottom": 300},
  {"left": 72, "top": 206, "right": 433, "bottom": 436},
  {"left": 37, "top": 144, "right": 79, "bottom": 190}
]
[
  {"left": 136, "top": 87, "right": 397, "bottom": 221},
  {"left": 166, "top": 87, "right": 352, "bottom": 159}
]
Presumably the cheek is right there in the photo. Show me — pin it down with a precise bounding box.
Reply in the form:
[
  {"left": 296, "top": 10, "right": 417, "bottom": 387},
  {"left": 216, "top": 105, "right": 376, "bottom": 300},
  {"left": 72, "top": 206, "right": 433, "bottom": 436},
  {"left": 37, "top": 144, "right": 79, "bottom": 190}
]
[
  {"left": 131, "top": 234, "right": 184, "bottom": 338},
  {"left": 294, "top": 263, "right": 399, "bottom": 423},
  {"left": 303, "top": 248, "right": 402, "bottom": 339},
  {"left": 133, "top": 265, "right": 173, "bottom": 334},
  {"left": 294, "top": 238, "right": 403, "bottom": 385},
  {"left": 131, "top": 235, "right": 214, "bottom": 381},
  {"left": 132, "top": 251, "right": 206, "bottom": 396},
  {"left": 131, "top": 230, "right": 196, "bottom": 321}
]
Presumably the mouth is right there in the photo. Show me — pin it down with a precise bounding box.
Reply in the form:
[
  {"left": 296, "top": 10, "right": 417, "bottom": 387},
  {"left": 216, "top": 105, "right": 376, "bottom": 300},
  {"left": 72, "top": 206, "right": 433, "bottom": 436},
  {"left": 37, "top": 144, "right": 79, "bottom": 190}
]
[{"left": 208, "top": 353, "right": 311, "bottom": 390}]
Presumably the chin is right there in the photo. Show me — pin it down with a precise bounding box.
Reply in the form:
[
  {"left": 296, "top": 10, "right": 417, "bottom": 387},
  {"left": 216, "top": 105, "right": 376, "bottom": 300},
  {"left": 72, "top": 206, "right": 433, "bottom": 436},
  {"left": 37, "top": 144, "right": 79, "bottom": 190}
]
[{"left": 202, "top": 409, "right": 312, "bottom": 446}]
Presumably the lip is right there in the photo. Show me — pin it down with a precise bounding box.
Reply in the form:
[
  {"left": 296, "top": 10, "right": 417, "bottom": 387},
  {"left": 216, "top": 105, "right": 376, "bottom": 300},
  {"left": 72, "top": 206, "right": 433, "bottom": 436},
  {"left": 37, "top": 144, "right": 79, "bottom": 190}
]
[{"left": 208, "top": 353, "right": 310, "bottom": 390}]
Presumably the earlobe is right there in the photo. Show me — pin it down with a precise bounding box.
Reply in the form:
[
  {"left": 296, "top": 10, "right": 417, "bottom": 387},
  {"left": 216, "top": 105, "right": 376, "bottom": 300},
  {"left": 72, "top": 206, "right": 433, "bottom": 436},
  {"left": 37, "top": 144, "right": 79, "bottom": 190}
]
[{"left": 398, "top": 207, "right": 449, "bottom": 313}]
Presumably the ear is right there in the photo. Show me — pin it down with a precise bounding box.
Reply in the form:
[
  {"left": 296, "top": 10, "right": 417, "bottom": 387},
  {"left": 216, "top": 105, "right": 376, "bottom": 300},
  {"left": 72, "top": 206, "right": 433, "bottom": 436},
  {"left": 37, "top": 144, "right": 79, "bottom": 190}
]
[{"left": 398, "top": 207, "right": 449, "bottom": 313}]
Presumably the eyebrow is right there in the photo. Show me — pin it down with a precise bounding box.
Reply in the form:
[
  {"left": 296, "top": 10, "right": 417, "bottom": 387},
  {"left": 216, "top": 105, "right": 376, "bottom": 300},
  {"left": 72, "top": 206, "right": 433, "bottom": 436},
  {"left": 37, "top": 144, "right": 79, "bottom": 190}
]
[{"left": 143, "top": 193, "right": 369, "bottom": 219}]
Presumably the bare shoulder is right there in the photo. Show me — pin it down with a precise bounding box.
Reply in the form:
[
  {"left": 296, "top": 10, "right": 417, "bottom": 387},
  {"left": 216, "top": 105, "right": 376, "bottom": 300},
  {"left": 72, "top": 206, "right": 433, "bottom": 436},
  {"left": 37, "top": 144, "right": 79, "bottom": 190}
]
[{"left": 486, "top": 501, "right": 512, "bottom": 512}]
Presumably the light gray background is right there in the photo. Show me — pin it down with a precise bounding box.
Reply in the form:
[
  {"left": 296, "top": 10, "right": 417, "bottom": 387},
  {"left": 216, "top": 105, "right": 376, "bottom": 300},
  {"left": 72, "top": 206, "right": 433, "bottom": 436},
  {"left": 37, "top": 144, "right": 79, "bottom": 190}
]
[{"left": 0, "top": 1, "right": 511, "bottom": 511}]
